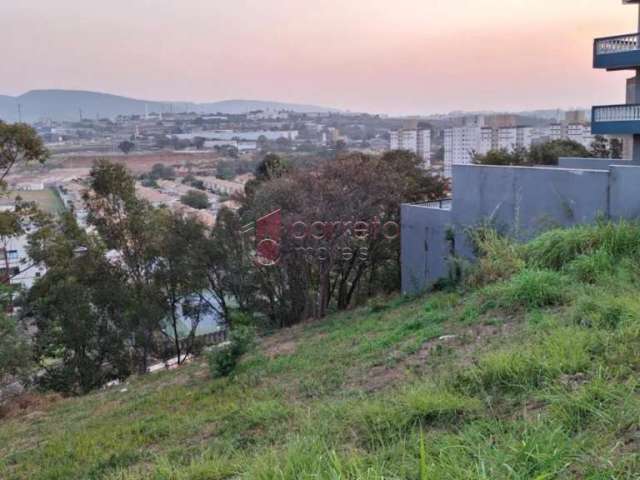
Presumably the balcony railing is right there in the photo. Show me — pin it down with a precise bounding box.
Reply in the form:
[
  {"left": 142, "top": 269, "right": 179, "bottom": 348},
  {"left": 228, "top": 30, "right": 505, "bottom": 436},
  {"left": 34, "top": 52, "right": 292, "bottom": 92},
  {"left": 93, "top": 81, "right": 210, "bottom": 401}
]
[
  {"left": 592, "top": 104, "right": 640, "bottom": 134},
  {"left": 593, "top": 104, "right": 640, "bottom": 122},
  {"left": 423, "top": 198, "right": 452, "bottom": 211},
  {"left": 595, "top": 33, "right": 640, "bottom": 55}
]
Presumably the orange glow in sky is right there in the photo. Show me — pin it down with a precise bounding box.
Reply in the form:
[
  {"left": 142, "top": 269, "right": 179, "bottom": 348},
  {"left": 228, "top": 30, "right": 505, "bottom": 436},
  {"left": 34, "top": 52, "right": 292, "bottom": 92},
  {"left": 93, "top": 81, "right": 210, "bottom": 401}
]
[{"left": 1, "top": 0, "right": 638, "bottom": 114}]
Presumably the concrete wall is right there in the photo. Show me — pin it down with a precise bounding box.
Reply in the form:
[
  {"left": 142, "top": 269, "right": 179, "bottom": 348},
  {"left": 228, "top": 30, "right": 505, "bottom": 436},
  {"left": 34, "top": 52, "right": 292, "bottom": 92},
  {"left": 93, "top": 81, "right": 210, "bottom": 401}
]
[
  {"left": 401, "top": 204, "right": 452, "bottom": 294},
  {"left": 557, "top": 157, "right": 635, "bottom": 170},
  {"left": 451, "top": 165, "right": 610, "bottom": 240},
  {"left": 609, "top": 165, "right": 640, "bottom": 219},
  {"left": 401, "top": 161, "right": 640, "bottom": 295}
]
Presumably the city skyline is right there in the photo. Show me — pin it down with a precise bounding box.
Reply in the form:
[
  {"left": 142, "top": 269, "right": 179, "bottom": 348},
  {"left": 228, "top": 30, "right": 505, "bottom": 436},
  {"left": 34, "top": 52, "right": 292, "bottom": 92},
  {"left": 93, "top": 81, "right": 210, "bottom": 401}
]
[{"left": 2, "top": 0, "right": 638, "bottom": 115}]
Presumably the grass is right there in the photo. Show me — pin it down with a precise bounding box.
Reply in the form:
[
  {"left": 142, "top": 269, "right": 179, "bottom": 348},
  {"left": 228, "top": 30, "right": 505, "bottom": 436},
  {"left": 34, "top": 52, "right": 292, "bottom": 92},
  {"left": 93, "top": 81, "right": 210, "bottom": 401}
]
[
  {"left": 7, "top": 188, "right": 66, "bottom": 215},
  {"left": 2, "top": 222, "right": 640, "bottom": 478}
]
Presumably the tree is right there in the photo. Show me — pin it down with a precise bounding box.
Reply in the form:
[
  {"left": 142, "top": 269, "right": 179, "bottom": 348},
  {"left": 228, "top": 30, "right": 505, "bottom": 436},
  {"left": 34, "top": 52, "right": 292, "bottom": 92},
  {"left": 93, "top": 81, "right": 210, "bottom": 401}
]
[
  {"left": 473, "top": 148, "right": 527, "bottom": 166},
  {"left": 528, "top": 139, "right": 591, "bottom": 165},
  {"left": 118, "top": 140, "right": 135, "bottom": 155},
  {"left": 180, "top": 190, "right": 210, "bottom": 210},
  {"left": 590, "top": 135, "right": 610, "bottom": 158},
  {"left": 153, "top": 212, "right": 209, "bottom": 364},
  {"left": 150, "top": 163, "right": 176, "bottom": 180},
  {"left": 0, "top": 311, "right": 30, "bottom": 379},
  {"left": 27, "top": 213, "right": 133, "bottom": 393},
  {"left": 84, "top": 161, "right": 165, "bottom": 373},
  {"left": 242, "top": 151, "right": 449, "bottom": 323},
  {"left": 0, "top": 122, "right": 48, "bottom": 189},
  {"left": 193, "top": 137, "right": 206, "bottom": 150},
  {"left": 474, "top": 140, "right": 592, "bottom": 167},
  {"left": 610, "top": 138, "right": 623, "bottom": 159}
]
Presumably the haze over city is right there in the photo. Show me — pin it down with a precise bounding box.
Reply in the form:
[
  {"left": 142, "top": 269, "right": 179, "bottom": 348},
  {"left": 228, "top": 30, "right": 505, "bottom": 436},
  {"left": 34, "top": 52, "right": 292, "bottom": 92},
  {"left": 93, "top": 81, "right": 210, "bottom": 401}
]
[{"left": 2, "top": 0, "right": 637, "bottom": 115}]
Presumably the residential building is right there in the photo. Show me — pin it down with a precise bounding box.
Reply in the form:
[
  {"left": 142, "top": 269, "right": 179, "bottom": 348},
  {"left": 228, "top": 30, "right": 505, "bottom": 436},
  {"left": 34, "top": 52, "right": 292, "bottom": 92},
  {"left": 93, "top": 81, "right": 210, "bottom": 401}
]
[
  {"left": 567, "top": 123, "right": 595, "bottom": 149},
  {"left": 390, "top": 129, "right": 432, "bottom": 168}
]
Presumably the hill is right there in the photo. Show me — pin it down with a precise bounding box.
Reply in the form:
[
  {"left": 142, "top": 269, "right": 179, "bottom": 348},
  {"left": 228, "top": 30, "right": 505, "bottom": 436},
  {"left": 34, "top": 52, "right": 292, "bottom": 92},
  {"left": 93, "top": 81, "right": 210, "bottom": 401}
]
[
  {"left": 0, "top": 90, "right": 339, "bottom": 122},
  {"left": 1, "top": 222, "right": 640, "bottom": 478}
]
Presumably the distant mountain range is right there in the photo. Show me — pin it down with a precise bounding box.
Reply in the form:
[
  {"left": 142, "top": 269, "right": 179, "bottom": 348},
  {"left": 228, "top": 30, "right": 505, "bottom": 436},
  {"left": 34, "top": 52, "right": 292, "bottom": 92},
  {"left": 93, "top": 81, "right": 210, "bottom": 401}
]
[{"left": 0, "top": 89, "right": 339, "bottom": 122}]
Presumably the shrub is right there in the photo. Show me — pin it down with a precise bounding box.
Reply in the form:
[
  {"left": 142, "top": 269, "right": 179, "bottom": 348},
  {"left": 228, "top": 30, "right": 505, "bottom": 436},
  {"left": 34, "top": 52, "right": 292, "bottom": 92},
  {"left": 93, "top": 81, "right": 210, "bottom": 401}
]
[
  {"left": 571, "top": 294, "right": 639, "bottom": 330},
  {"left": 208, "top": 326, "right": 256, "bottom": 378},
  {"left": 565, "top": 249, "right": 615, "bottom": 284},
  {"left": 466, "top": 228, "right": 524, "bottom": 287},
  {"left": 477, "top": 269, "right": 568, "bottom": 312}
]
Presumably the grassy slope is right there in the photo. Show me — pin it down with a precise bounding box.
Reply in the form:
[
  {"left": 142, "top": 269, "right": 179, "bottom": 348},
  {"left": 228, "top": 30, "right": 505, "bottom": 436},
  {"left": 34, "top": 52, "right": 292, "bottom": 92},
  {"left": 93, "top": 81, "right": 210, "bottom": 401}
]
[{"left": 2, "top": 222, "right": 640, "bottom": 479}]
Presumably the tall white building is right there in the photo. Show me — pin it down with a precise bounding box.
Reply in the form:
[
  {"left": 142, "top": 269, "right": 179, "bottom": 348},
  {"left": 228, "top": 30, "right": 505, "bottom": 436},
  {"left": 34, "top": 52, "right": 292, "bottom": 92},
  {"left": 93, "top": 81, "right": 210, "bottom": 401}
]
[
  {"left": 390, "top": 129, "right": 432, "bottom": 167},
  {"left": 567, "top": 123, "right": 595, "bottom": 149},
  {"left": 443, "top": 126, "right": 485, "bottom": 177}
]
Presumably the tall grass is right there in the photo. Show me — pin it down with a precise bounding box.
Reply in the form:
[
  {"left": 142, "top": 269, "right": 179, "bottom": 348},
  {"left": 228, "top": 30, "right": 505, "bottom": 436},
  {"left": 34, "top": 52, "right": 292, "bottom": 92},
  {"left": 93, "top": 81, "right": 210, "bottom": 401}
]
[{"left": 523, "top": 221, "right": 640, "bottom": 271}]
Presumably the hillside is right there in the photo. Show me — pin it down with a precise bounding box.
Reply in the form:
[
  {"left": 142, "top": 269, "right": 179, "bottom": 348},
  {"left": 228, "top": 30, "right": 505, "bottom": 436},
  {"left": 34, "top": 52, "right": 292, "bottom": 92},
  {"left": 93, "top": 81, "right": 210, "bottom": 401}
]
[
  {"left": 1, "top": 222, "right": 640, "bottom": 479},
  {"left": 0, "top": 90, "right": 339, "bottom": 122}
]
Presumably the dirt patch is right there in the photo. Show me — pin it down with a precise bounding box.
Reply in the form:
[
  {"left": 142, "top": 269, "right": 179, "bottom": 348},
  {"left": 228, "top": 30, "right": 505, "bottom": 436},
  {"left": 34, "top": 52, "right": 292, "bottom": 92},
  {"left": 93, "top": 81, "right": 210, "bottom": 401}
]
[
  {"left": 349, "top": 320, "right": 522, "bottom": 394},
  {"left": 260, "top": 325, "right": 305, "bottom": 359},
  {"left": 356, "top": 365, "right": 407, "bottom": 393},
  {"left": 0, "top": 393, "right": 63, "bottom": 420}
]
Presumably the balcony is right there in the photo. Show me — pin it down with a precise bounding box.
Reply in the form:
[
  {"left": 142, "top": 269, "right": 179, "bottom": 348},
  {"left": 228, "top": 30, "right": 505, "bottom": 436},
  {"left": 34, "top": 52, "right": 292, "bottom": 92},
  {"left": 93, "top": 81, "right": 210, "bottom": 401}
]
[
  {"left": 592, "top": 104, "right": 640, "bottom": 134},
  {"left": 594, "top": 33, "right": 640, "bottom": 70}
]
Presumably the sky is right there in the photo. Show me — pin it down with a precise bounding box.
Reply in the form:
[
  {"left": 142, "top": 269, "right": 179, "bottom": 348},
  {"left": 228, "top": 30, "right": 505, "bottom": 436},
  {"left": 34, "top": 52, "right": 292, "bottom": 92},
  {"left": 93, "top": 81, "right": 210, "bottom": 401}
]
[{"left": 1, "top": 0, "right": 639, "bottom": 115}]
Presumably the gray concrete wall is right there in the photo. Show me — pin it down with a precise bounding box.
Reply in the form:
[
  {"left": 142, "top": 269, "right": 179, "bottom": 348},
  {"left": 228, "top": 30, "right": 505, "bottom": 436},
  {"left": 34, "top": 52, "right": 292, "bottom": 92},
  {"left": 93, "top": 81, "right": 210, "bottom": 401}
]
[
  {"left": 609, "top": 165, "right": 640, "bottom": 219},
  {"left": 451, "top": 165, "right": 610, "bottom": 240},
  {"left": 557, "top": 157, "right": 635, "bottom": 170},
  {"left": 401, "top": 161, "right": 640, "bottom": 294},
  {"left": 401, "top": 204, "right": 452, "bottom": 295}
]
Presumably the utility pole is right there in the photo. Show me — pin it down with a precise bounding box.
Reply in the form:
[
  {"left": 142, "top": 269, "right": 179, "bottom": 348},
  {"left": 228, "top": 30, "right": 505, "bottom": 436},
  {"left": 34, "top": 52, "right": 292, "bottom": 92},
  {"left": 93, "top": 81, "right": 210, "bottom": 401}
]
[{"left": 17, "top": 104, "right": 22, "bottom": 123}]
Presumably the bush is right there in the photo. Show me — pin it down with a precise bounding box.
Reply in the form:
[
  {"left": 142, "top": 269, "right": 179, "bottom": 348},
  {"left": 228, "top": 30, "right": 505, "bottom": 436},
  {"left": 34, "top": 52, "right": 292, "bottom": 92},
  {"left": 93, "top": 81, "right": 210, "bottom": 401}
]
[
  {"left": 571, "top": 294, "right": 640, "bottom": 330},
  {"left": 477, "top": 269, "right": 568, "bottom": 312},
  {"left": 466, "top": 229, "right": 524, "bottom": 287},
  {"left": 180, "top": 190, "right": 210, "bottom": 210},
  {"left": 565, "top": 249, "right": 615, "bottom": 284},
  {"left": 208, "top": 326, "right": 256, "bottom": 378}
]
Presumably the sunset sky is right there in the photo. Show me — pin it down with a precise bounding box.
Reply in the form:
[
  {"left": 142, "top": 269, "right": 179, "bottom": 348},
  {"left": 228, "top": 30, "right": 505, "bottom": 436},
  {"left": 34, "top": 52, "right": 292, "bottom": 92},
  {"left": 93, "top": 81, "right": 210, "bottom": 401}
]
[{"left": 2, "top": 0, "right": 639, "bottom": 115}]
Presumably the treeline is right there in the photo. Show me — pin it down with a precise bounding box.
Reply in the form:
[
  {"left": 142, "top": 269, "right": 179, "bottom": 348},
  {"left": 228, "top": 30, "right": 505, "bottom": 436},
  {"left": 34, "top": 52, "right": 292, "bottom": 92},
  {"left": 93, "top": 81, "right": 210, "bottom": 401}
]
[
  {"left": 1, "top": 123, "right": 450, "bottom": 395},
  {"left": 472, "top": 137, "right": 623, "bottom": 167}
]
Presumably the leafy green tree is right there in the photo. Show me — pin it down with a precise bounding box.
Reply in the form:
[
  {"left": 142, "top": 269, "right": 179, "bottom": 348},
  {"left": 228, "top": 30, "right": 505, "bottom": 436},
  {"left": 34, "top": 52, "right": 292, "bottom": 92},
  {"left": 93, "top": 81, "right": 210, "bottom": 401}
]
[
  {"left": 0, "top": 312, "right": 30, "bottom": 379},
  {"left": 475, "top": 140, "right": 592, "bottom": 167},
  {"left": 118, "top": 140, "right": 135, "bottom": 155},
  {"left": 153, "top": 211, "right": 209, "bottom": 364},
  {"left": 590, "top": 135, "right": 610, "bottom": 158},
  {"left": 610, "top": 138, "right": 623, "bottom": 159},
  {"left": 0, "top": 122, "right": 48, "bottom": 189},
  {"left": 150, "top": 163, "right": 176, "bottom": 180},
  {"left": 473, "top": 148, "right": 528, "bottom": 166},
  {"left": 180, "top": 190, "right": 210, "bottom": 210},
  {"left": 85, "top": 161, "right": 165, "bottom": 373},
  {"left": 193, "top": 136, "right": 206, "bottom": 150},
  {"left": 528, "top": 139, "right": 591, "bottom": 165},
  {"left": 27, "top": 213, "right": 132, "bottom": 393}
]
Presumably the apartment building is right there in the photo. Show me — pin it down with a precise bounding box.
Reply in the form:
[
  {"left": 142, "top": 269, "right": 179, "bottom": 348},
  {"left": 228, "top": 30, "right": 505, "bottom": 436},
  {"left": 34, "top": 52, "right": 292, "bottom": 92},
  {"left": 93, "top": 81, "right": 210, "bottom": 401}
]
[
  {"left": 567, "top": 123, "right": 595, "bottom": 149},
  {"left": 390, "top": 129, "right": 432, "bottom": 168}
]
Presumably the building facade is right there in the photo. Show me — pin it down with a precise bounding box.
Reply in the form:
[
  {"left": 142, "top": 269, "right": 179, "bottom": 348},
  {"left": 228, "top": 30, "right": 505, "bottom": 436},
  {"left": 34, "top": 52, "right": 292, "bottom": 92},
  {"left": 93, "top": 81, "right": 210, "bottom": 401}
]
[{"left": 390, "top": 129, "right": 432, "bottom": 167}]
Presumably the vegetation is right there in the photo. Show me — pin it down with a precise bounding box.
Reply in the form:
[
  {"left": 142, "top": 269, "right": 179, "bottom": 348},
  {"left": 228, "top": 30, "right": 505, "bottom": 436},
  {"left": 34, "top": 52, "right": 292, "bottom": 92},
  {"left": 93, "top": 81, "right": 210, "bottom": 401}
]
[
  {"left": 180, "top": 189, "right": 210, "bottom": 209},
  {"left": 473, "top": 139, "right": 592, "bottom": 166},
  {"left": 0, "top": 121, "right": 48, "bottom": 189},
  {"left": 2, "top": 221, "right": 640, "bottom": 478},
  {"left": 117, "top": 140, "right": 135, "bottom": 155}
]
